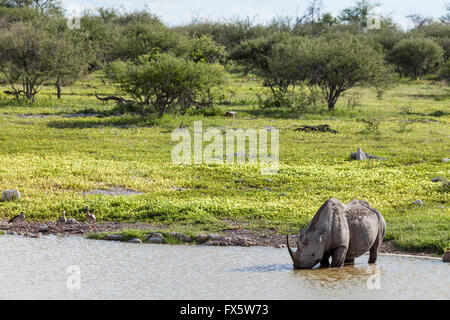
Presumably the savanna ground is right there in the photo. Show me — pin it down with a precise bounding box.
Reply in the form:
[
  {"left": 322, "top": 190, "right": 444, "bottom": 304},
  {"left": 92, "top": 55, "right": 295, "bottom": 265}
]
[{"left": 0, "top": 73, "right": 448, "bottom": 254}]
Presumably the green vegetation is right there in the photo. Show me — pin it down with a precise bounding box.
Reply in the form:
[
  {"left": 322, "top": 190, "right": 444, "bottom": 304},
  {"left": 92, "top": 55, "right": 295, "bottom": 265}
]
[
  {"left": 0, "top": 73, "right": 448, "bottom": 253},
  {"left": 0, "top": 0, "right": 448, "bottom": 254}
]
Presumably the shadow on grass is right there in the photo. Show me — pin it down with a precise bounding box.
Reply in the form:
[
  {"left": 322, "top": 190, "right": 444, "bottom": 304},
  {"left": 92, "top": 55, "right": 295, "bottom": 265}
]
[{"left": 47, "top": 114, "right": 159, "bottom": 129}]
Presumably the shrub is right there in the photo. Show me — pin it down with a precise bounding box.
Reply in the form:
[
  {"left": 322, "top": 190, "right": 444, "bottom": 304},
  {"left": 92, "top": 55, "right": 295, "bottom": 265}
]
[
  {"left": 107, "top": 52, "right": 227, "bottom": 117},
  {"left": 388, "top": 38, "right": 444, "bottom": 79}
]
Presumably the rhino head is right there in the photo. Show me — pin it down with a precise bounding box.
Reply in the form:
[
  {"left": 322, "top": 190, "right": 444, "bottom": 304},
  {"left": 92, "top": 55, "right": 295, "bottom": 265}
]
[{"left": 287, "top": 230, "right": 326, "bottom": 269}]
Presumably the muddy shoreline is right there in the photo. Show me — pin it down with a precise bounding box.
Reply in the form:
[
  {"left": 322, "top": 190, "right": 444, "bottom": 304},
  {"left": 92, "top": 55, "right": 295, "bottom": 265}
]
[{"left": 0, "top": 220, "right": 441, "bottom": 258}]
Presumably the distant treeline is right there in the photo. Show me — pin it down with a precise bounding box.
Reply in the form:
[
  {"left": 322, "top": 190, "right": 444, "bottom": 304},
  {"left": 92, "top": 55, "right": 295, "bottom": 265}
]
[{"left": 0, "top": 0, "right": 449, "bottom": 115}]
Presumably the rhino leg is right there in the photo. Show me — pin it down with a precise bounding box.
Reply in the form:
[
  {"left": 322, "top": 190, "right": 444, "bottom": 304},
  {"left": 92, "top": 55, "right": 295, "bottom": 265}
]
[
  {"left": 331, "top": 247, "right": 347, "bottom": 268},
  {"left": 344, "top": 259, "right": 355, "bottom": 264},
  {"left": 320, "top": 253, "right": 331, "bottom": 268},
  {"left": 369, "top": 230, "right": 384, "bottom": 264}
]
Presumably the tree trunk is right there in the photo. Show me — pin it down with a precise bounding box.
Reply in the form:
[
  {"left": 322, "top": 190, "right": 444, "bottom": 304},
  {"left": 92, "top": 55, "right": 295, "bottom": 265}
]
[{"left": 56, "top": 76, "right": 62, "bottom": 99}]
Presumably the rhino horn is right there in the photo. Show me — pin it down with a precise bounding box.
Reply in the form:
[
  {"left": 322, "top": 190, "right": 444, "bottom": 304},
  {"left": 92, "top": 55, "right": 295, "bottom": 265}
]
[{"left": 286, "top": 235, "right": 300, "bottom": 263}]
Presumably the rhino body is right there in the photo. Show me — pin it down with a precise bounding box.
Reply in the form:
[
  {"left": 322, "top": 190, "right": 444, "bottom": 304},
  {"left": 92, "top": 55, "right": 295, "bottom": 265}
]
[{"left": 287, "top": 198, "right": 386, "bottom": 269}]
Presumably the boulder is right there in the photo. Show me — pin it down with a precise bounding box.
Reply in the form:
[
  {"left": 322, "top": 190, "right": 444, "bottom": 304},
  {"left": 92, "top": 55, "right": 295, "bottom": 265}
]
[{"left": 1, "top": 190, "right": 20, "bottom": 201}]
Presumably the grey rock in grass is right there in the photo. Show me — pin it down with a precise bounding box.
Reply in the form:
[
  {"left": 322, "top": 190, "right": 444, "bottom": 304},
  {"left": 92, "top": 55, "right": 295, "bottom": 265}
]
[
  {"left": 443, "top": 159, "right": 450, "bottom": 164},
  {"left": 1, "top": 190, "right": 20, "bottom": 201},
  {"left": 103, "top": 234, "right": 124, "bottom": 241},
  {"left": 38, "top": 225, "right": 50, "bottom": 233},
  {"left": 443, "top": 252, "right": 450, "bottom": 263},
  {"left": 128, "top": 238, "right": 142, "bottom": 244},
  {"left": 413, "top": 200, "right": 424, "bottom": 207},
  {"left": 431, "top": 177, "right": 443, "bottom": 182},
  {"left": 350, "top": 148, "right": 386, "bottom": 161}
]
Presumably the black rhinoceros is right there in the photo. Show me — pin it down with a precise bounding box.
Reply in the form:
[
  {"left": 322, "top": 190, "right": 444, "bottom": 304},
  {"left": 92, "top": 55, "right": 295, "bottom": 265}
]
[{"left": 287, "top": 198, "right": 386, "bottom": 269}]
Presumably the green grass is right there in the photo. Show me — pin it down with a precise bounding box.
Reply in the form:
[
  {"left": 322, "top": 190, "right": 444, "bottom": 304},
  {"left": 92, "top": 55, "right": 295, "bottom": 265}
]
[{"left": 0, "top": 73, "right": 448, "bottom": 254}]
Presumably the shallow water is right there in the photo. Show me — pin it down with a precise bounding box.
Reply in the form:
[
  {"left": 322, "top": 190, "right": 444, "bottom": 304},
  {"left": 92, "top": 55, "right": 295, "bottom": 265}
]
[{"left": 0, "top": 235, "right": 448, "bottom": 300}]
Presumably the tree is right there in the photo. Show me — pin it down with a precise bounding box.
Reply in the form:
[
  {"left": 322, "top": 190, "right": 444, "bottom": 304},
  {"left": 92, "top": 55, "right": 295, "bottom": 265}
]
[
  {"left": 106, "top": 53, "right": 226, "bottom": 117},
  {"left": 388, "top": 38, "right": 444, "bottom": 79},
  {"left": 0, "top": 21, "right": 57, "bottom": 102},
  {"left": 229, "top": 33, "right": 301, "bottom": 95},
  {"left": 0, "top": 0, "right": 61, "bottom": 13},
  {"left": 52, "top": 32, "right": 89, "bottom": 99},
  {"left": 339, "top": 0, "right": 380, "bottom": 29},
  {"left": 301, "top": 36, "right": 392, "bottom": 110}
]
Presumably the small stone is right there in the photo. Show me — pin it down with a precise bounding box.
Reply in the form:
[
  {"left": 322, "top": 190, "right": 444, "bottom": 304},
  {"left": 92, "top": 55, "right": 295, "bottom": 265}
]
[
  {"left": 195, "top": 234, "right": 209, "bottom": 244},
  {"left": 276, "top": 244, "right": 286, "bottom": 249},
  {"left": 208, "top": 234, "right": 225, "bottom": 242},
  {"left": 66, "top": 218, "right": 79, "bottom": 225},
  {"left": 431, "top": 177, "right": 443, "bottom": 182},
  {"left": 103, "top": 234, "right": 123, "bottom": 241},
  {"left": 443, "top": 159, "right": 450, "bottom": 164},
  {"left": 443, "top": 252, "right": 450, "bottom": 263},
  {"left": 128, "top": 238, "right": 142, "bottom": 244},
  {"left": 1, "top": 190, "right": 20, "bottom": 201},
  {"left": 413, "top": 200, "right": 424, "bottom": 207},
  {"left": 38, "top": 225, "right": 50, "bottom": 233}
]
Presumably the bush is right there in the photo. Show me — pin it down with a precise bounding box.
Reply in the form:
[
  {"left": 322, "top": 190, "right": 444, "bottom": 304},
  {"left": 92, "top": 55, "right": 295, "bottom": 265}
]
[
  {"left": 439, "top": 60, "right": 450, "bottom": 82},
  {"left": 389, "top": 38, "right": 444, "bottom": 79},
  {"left": 107, "top": 52, "right": 227, "bottom": 117}
]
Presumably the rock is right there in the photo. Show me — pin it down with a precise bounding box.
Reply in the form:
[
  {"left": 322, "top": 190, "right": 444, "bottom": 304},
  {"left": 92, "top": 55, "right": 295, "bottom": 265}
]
[
  {"left": 443, "top": 159, "right": 450, "bottom": 164},
  {"left": 413, "top": 200, "right": 424, "bottom": 207},
  {"left": 276, "top": 244, "right": 286, "bottom": 249},
  {"left": 1, "top": 190, "right": 20, "bottom": 201},
  {"left": 226, "top": 111, "right": 236, "bottom": 118},
  {"left": 443, "top": 252, "right": 450, "bottom": 263},
  {"left": 350, "top": 148, "right": 386, "bottom": 161},
  {"left": 195, "top": 233, "right": 209, "bottom": 244},
  {"left": 103, "top": 234, "right": 124, "bottom": 241},
  {"left": 38, "top": 225, "right": 50, "bottom": 233},
  {"left": 147, "top": 233, "right": 164, "bottom": 244},
  {"left": 66, "top": 218, "right": 79, "bottom": 225},
  {"left": 128, "top": 238, "right": 142, "bottom": 244},
  {"left": 431, "top": 177, "right": 443, "bottom": 182},
  {"left": 174, "top": 233, "right": 191, "bottom": 243},
  {"left": 208, "top": 234, "right": 225, "bottom": 242}
]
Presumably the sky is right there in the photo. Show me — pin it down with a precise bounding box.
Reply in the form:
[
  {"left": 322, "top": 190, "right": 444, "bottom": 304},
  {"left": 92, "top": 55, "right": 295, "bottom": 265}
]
[{"left": 61, "top": 0, "right": 448, "bottom": 29}]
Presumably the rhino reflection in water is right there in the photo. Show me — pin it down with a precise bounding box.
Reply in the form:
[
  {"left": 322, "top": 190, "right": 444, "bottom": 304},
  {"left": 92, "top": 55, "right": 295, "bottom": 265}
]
[{"left": 287, "top": 198, "right": 386, "bottom": 269}]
